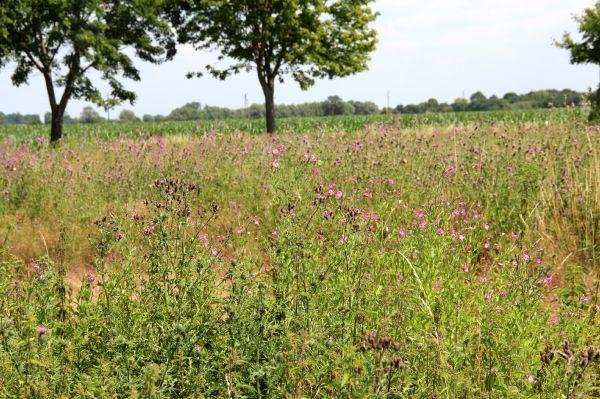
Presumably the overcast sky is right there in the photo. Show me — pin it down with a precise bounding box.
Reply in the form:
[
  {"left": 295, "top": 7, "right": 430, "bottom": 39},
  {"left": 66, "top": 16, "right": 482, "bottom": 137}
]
[{"left": 0, "top": 0, "right": 598, "bottom": 118}]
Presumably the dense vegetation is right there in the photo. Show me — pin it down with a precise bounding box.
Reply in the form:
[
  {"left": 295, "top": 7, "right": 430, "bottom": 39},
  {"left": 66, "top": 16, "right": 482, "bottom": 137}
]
[
  {"left": 0, "top": 89, "right": 586, "bottom": 126},
  {"left": 0, "top": 107, "right": 586, "bottom": 142},
  {"left": 0, "top": 112, "right": 598, "bottom": 397}
]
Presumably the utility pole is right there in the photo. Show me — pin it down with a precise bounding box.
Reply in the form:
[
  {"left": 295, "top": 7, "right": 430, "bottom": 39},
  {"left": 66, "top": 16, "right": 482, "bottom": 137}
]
[{"left": 386, "top": 90, "right": 390, "bottom": 114}]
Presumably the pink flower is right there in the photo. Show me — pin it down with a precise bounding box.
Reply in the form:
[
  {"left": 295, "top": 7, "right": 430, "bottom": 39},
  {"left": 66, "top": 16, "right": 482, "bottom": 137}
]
[
  {"left": 198, "top": 233, "right": 208, "bottom": 240},
  {"left": 438, "top": 229, "right": 445, "bottom": 235},
  {"left": 272, "top": 159, "right": 280, "bottom": 168},
  {"left": 484, "top": 294, "right": 492, "bottom": 302},
  {"left": 444, "top": 165, "right": 456, "bottom": 177},
  {"left": 115, "top": 232, "right": 124, "bottom": 240},
  {"left": 237, "top": 227, "right": 244, "bottom": 234},
  {"left": 335, "top": 191, "right": 343, "bottom": 199},
  {"left": 210, "top": 248, "right": 218, "bottom": 256},
  {"left": 272, "top": 148, "right": 280, "bottom": 155},
  {"left": 527, "top": 375, "right": 536, "bottom": 384},
  {"left": 501, "top": 290, "right": 507, "bottom": 297},
  {"left": 398, "top": 229, "right": 406, "bottom": 237},
  {"left": 38, "top": 326, "right": 47, "bottom": 335}
]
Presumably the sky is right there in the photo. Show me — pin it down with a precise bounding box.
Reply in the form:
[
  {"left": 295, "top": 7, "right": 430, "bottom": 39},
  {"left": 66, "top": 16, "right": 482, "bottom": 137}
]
[{"left": 0, "top": 0, "right": 598, "bottom": 118}]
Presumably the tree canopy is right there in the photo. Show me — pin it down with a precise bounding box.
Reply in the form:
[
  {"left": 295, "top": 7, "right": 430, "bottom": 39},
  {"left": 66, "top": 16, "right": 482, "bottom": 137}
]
[
  {"left": 556, "top": 2, "right": 600, "bottom": 120},
  {"left": 173, "top": 0, "right": 378, "bottom": 132},
  {"left": 0, "top": 0, "right": 176, "bottom": 142}
]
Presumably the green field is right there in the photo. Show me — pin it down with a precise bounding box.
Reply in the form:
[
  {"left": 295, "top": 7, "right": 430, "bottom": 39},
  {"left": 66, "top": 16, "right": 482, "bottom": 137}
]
[
  {"left": 0, "top": 107, "right": 587, "bottom": 142},
  {"left": 0, "top": 109, "right": 598, "bottom": 397}
]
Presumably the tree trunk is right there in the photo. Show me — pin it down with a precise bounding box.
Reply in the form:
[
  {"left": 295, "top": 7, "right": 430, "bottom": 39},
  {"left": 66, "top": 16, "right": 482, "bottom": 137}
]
[
  {"left": 50, "top": 108, "right": 64, "bottom": 143},
  {"left": 261, "top": 80, "right": 276, "bottom": 134}
]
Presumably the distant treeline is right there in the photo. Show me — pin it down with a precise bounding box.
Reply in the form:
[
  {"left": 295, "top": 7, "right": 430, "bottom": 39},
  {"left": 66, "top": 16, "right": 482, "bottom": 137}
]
[
  {"left": 396, "top": 89, "right": 584, "bottom": 114},
  {"left": 0, "top": 89, "right": 585, "bottom": 125}
]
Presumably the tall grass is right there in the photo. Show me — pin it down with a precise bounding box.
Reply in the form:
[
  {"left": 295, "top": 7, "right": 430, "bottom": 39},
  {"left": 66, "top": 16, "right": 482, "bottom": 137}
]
[{"left": 0, "top": 116, "right": 598, "bottom": 397}]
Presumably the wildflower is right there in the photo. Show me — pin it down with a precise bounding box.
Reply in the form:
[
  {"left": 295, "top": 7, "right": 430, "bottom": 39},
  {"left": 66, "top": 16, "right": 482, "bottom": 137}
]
[
  {"left": 527, "top": 375, "right": 536, "bottom": 384},
  {"left": 335, "top": 191, "right": 343, "bottom": 199},
  {"left": 87, "top": 272, "right": 95, "bottom": 283},
  {"left": 582, "top": 296, "right": 590, "bottom": 303},
  {"left": 272, "top": 159, "right": 280, "bottom": 168},
  {"left": 198, "top": 233, "right": 209, "bottom": 240},
  {"left": 444, "top": 165, "right": 456, "bottom": 177},
  {"left": 272, "top": 148, "right": 280, "bottom": 155},
  {"left": 501, "top": 290, "right": 507, "bottom": 297},
  {"left": 115, "top": 231, "right": 124, "bottom": 240},
  {"left": 33, "top": 264, "right": 40, "bottom": 272},
  {"left": 237, "top": 227, "right": 244, "bottom": 234},
  {"left": 398, "top": 229, "right": 406, "bottom": 238},
  {"left": 210, "top": 248, "right": 218, "bottom": 256},
  {"left": 38, "top": 326, "right": 47, "bottom": 335},
  {"left": 543, "top": 276, "right": 553, "bottom": 285},
  {"left": 484, "top": 294, "right": 492, "bottom": 302},
  {"left": 438, "top": 229, "right": 444, "bottom": 235}
]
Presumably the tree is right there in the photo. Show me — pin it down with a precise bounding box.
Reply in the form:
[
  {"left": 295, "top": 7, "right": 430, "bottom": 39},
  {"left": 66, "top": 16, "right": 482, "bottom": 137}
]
[
  {"left": 452, "top": 98, "right": 469, "bottom": 112},
  {"left": 350, "top": 100, "right": 379, "bottom": 115},
  {"left": 469, "top": 91, "right": 488, "bottom": 111},
  {"left": 503, "top": 92, "right": 519, "bottom": 103},
  {"left": 556, "top": 2, "right": 600, "bottom": 121},
  {"left": 119, "top": 109, "right": 140, "bottom": 122},
  {"left": 168, "top": 102, "right": 203, "bottom": 121},
  {"left": 80, "top": 107, "right": 104, "bottom": 124},
  {"left": 0, "top": 0, "right": 176, "bottom": 142},
  {"left": 173, "top": 0, "right": 378, "bottom": 133},
  {"left": 323, "top": 96, "right": 354, "bottom": 116}
]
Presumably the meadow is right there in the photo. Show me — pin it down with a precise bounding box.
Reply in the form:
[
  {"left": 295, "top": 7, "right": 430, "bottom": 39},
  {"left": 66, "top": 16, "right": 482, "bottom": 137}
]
[{"left": 0, "top": 108, "right": 598, "bottom": 398}]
